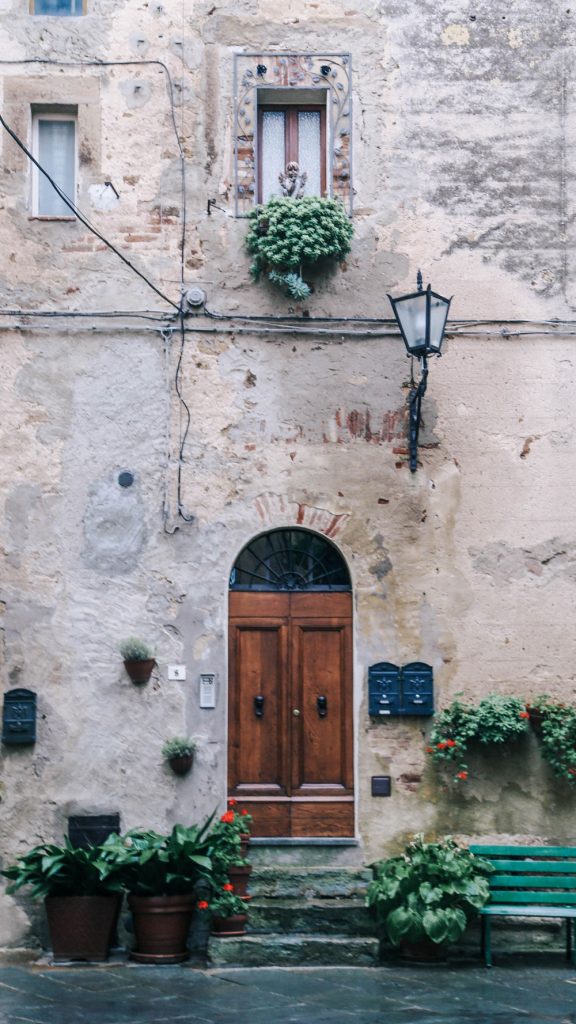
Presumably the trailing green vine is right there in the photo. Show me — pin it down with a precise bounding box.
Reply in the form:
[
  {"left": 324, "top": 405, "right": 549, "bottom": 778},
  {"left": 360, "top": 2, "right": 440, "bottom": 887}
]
[
  {"left": 427, "top": 694, "right": 530, "bottom": 782},
  {"left": 246, "top": 196, "right": 354, "bottom": 300}
]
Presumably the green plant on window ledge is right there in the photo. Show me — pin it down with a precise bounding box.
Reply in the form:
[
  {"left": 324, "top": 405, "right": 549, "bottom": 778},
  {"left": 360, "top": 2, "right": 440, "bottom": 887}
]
[
  {"left": 426, "top": 694, "right": 530, "bottom": 782},
  {"left": 246, "top": 196, "right": 354, "bottom": 301}
]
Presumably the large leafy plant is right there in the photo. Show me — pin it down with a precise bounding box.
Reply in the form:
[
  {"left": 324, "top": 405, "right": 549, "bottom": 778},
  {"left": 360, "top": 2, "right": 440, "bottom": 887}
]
[
  {"left": 367, "top": 836, "right": 493, "bottom": 947},
  {"left": 2, "top": 838, "right": 124, "bottom": 898},
  {"left": 427, "top": 694, "right": 530, "bottom": 781},
  {"left": 100, "top": 819, "right": 213, "bottom": 896},
  {"left": 246, "top": 196, "right": 353, "bottom": 300}
]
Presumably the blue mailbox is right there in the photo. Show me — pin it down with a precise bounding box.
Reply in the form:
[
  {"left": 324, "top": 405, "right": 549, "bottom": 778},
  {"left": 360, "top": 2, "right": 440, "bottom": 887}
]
[
  {"left": 2, "top": 688, "right": 37, "bottom": 744},
  {"left": 368, "top": 663, "right": 401, "bottom": 717},
  {"left": 368, "top": 663, "right": 434, "bottom": 718}
]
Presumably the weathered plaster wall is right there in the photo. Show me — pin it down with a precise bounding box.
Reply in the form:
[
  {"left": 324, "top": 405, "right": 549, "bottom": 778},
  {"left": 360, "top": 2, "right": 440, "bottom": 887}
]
[{"left": 2, "top": 0, "right": 576, "bottom": 949}]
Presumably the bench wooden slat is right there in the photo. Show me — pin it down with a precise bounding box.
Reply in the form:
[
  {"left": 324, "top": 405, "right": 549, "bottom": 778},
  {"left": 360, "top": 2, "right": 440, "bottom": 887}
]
[
  {"left": 491, "top": 874, "right": 576, "bottom": 889},
  {"left": 470, "top": 845, "right": 576, "bottom": 858},
  {"left": 482, "top": 905, "right": 576, "bottom": 918},
  {"left": 489, "top": 891, "right": 576, "bottom": 905},
  {"left": 480, "top": 860, "right": 576, "bottom": 873}
]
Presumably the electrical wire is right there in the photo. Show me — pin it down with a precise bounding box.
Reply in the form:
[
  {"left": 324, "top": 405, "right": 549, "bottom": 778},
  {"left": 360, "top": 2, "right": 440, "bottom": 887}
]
[
  {"left": 0, "top": 111, "right": 180, "bottom": 311},
  {"left": 0, "top": 308, "right": 171, "bottom": 321},
  {"left": 0, "top": 55, "right": 186, "bottom": 305}
]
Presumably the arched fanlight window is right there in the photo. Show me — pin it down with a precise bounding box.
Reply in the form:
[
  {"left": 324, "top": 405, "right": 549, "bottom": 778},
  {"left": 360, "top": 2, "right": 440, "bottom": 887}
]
[{"left": 230, "top": 528, "right": 351, "bottom": 592}]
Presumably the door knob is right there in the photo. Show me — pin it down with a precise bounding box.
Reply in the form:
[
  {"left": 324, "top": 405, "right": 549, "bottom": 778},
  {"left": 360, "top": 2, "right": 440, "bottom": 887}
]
[
  {"left": 254, "top": 695, "right": 265, "bottom": 718},
  {"left": 292, "top": 708, "right": 301, "bottom": 717}
]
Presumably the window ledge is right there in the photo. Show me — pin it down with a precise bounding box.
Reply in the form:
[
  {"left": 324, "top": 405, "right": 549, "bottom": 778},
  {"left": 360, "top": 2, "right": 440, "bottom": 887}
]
[{"left": 29, "top": 216, "right": 77, "bottom": 222}]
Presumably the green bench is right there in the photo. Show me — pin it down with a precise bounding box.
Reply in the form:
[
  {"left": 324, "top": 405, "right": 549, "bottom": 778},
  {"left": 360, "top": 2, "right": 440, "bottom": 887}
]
[{"left": 470, "top": 845, "right": 576, "bottom": 968}]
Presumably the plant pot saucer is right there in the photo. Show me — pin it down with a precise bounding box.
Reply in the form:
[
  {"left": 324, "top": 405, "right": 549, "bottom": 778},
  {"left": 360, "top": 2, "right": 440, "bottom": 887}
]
[{"left": 129, "top": 950, "right": 189, "bottom": 964}]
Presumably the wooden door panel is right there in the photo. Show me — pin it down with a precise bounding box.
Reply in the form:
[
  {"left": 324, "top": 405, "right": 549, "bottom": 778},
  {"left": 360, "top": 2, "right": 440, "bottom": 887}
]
[
  {"left": 291, "top": 619, "right": 353, "bottom": 795},
  {"left": 228, "top": 620, "right": 288, "bottom": 794},
  {"left": 292, "top": 799, "right": 354, "bottom": 837},
  {"left": 290, "top": 593, "right": 352, "bottom": 618}
]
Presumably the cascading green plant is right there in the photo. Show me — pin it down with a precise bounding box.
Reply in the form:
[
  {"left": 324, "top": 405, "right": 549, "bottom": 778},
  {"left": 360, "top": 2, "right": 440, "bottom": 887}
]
[
  {"left": 246, "top": 196, "right": 354, "bottom": 300},
  {"left": 426, "top": 694, "right": 530, "bottom": 782},
  {"left": 367, "top": 835, "right": 493, "bottom": 948}
]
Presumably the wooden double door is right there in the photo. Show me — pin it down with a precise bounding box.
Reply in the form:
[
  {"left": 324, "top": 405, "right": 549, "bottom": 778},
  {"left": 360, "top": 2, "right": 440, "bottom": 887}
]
[{"left": 228, "top": 591, "right": 354, "bottom": 837}]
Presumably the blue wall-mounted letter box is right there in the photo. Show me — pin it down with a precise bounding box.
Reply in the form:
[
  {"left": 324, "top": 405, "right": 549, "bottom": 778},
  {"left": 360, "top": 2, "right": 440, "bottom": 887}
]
[
  {"left": 2, "top": 688, "right": 37, "bottom": 744},
  {"left": 368, "top": 662, "right": 434, "bottom": 717}
]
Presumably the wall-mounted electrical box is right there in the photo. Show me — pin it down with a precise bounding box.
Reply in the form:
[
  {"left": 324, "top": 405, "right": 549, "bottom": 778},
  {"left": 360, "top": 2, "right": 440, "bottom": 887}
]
[
  {"left": 2, "top": 688, "right": 37, "bottom": 744},
  {"left": 368, "top": 662, "right": 434, "bottom": 717}
]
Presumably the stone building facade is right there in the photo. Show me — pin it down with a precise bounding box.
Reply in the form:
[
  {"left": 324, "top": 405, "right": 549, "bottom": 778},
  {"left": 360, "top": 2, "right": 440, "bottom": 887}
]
[{"left": 1, "top": 0, "right": 576, "bottom": 950}]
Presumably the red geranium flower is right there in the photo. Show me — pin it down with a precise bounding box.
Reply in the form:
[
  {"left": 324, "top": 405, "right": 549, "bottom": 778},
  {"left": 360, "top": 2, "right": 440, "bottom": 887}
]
[
  {"left": 519, "top": 711, "right": 530, "bottom": 719},
  {"left": 437, "top": 742, "right": 447, "bottom": 750},
  {"left": 445, "top": 739, "right": 457, "bottom": 748},
  {"left": 241, "top": 809, "right": 249, "bottom": 816},
  {"left": 456, "top": 771, "right": 468, "bottom": 781},
  {"left": 228, "top": 799, "right": 237, "bottom": 807},
  {"left": 197, "top": 900, "right": 209, "bottom": 910},
  {"left": 426, "top": 746, "right": 434, "bottom": 754},
  {"left": 223, "top": 883, "right": 234, "bottom": 892},
  {"left": 220, "top": 810, "right": 235, "bottom": 824}
]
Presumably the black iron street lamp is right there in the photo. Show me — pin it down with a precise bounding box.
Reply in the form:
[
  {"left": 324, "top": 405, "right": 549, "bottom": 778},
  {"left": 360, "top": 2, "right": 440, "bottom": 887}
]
[{"left": 388, "top": 271, "right": 452, "bottom": 473}]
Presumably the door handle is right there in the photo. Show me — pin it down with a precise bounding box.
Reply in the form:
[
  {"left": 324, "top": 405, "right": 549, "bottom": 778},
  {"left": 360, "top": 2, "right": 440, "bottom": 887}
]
[
  {"left": 317, "top": 695, "right": 328, "bottom": 718},
  {"left": 254, "top": 695, "right": 265, "bottom": 718}
]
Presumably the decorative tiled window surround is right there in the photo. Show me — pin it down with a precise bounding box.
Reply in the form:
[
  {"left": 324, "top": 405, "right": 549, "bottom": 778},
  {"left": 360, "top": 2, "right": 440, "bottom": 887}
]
[{"left": 233, "top": 52, "right": 352, "bottom": 217}]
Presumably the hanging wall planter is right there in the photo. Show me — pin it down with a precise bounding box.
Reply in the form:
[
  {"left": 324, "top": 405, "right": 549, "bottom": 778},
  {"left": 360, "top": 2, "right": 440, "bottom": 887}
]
[
  {"left": 162, "top": 738, "right": 196, "bottom": 776},
  {"left": 119, "top": 637, "right": 156, "bottom": 684},
  {"left": 246, "top": 196, "right": 354, "bottom": 301}
]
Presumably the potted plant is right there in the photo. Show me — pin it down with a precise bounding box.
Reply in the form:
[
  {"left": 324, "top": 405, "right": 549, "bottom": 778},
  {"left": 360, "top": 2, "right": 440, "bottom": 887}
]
[
  {"left": 209, "top": 802, "right": 253, "bottom": 896},
  {"left": 1, "top": 838, "right": 123, "bottom": 961},
  {"left": 162, "top": 737, "right": 196, "bottom": 776},
  {"left": 246, "top": 195, "right": 354, "bottom": 300},
  {"left": 426, "top": 694, "right": 530, "bottom": 782},
  {"left": 102, "top": 819, "right": 214, "bottom": 964},
  {"left": 367, "top": 836, "right": 493, "bottom": 961},
  {"left": 206, "top": 882, "right": 250, "bottom": 937},
  {"left": 120, "top": 637, "right": 156, "bottom": 684}
]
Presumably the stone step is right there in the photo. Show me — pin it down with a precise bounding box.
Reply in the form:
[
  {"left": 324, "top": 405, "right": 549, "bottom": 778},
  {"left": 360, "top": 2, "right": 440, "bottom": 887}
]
[
  {"left": 247, "top": 839, "right": 364, "bottom": 868},
  {"left": 208, "top": 933, "right": 380, "bottom": 968},
  {"left": 247, "top": 867, "right": 373, "bottom": 899},
  {"left": 248, "top": 897, "right": 376, "bottom": 936}
]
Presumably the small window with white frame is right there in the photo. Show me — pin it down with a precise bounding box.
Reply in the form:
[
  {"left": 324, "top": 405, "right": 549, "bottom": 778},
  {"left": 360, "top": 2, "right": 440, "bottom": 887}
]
[
  {"left": 32, "top": 109, "right": 77, "bottom": 218},
  {"left": 31, "top": 0, "right": 85, "bottom": 15}
]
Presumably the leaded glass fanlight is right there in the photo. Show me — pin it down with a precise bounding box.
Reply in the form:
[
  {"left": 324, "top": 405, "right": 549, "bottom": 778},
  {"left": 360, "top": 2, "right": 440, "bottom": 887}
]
[{"left": 230, "top": 529, "right": 351, "bottom": 592}]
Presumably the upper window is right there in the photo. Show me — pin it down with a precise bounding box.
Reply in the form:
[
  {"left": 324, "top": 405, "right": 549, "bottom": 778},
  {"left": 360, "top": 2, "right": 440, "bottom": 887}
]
[
  {"left": 32, "top": 0, "right": 84, "bottom": 14},
  {"left": 233, "top": 53, "right": 352, "bottom": 217},
  {"left": 230, "top": 528, "right": 351, "bottom": 592},
  {"left": 258, "top": 103, "right": 326, "bottom": 204},
  {"left": 32, "top": 110, "right": 77, "bottom": 218}
]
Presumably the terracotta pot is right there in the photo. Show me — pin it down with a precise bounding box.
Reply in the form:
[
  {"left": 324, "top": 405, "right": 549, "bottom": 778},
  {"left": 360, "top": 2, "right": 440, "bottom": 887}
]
[
  {"left": 128, "top": 893, "right": 195, "bottom": 964},
  {"left": 168, "top": 753, "right": 194, "bottom": 776},
  {"left": 123, "top": 659, "right": 156, "bottom": 684},
  {"left": 211, "top": 913, "right": 247, "bottom": 936},
  {"left": 227, "top": 863, "right": 252, "bottom": 897},
  {"left": 45, "top": 894, "right": 121, "bottom": 962},
  {"left": 239, "top": 832, "right": 251, "bottom": 859}
]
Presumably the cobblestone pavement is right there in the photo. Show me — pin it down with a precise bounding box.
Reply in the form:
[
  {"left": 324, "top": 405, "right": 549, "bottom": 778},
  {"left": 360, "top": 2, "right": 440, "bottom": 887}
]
[{"left": 0, "top": 960, "right": 575, "bottom": 1024}]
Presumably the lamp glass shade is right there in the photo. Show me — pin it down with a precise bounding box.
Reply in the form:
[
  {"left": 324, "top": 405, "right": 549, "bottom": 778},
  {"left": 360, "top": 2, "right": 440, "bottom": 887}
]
[{"left": 389, "top": 283, "right": 452, "bottom": 358}]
